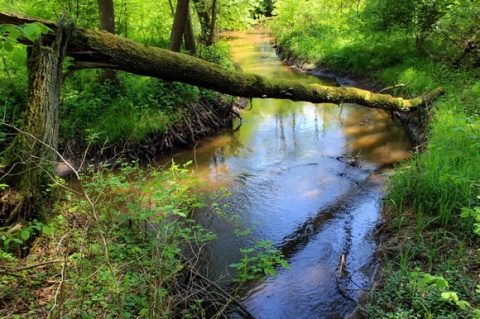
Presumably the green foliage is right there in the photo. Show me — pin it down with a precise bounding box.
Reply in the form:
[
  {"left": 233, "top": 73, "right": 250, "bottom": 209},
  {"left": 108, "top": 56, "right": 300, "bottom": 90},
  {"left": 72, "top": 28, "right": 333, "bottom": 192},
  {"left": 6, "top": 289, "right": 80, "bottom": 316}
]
[
  {"left": 1, "top": 162, "right": 289, "bottom": 317},
  {"left": 0, "top": 22, "right": 50, "bottom": 51},
  {"left": 0, "top": 219, "right": 53, "bottom": 255},
  {"left": 196, "top": 41, "right": 236, "bottom": 69},
  {"left": 229, "top": 240, "right": 290, "bottom": 283},
  {"left": 362, "top": 0, "right": 450, "bottom": 35},
  {"left": 0, "top": 22, "right": 47, "bottom": 154},
  {"left": 59, "top": 73, "right": 202, "bottom": 145},
  {"left": 388, "top": 109, "right": 480, "bottom": 226},
  {"left": 461, "top": 195, "right": 480, "bottom": 235},
  {"left": 367, "top": 263, "right": 476, "bottom": 318},
  {"left": 216, "top": 0, "right": 259, "bottom": 31},
  {"left": 433, "top": 0, "right": 480, "bottom": 65}
]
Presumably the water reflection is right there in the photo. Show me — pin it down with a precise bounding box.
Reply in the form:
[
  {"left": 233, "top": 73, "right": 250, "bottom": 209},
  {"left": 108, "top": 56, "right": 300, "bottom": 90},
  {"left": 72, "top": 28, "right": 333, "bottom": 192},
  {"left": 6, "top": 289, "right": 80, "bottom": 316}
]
[{"left": 156, "top": 29, "right": 413, "bottom": 318}]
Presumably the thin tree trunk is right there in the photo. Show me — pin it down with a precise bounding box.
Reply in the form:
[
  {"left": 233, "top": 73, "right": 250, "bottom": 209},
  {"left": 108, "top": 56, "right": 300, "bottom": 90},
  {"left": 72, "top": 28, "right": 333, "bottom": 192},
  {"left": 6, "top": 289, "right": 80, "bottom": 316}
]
[
  {"left": 183, "top": 11, "right": 196, "bottom": 54},
  {"left": 192, "top": 0, "right": 214, "bottom": 46},
  {"left": 97, "top": 0, "right": 117, "bottom": 84},
  {"left": 169, "top": 0, "right": 190, "bottom": 52},
  {"left": 209, "top": 0, "right": 217, "bottom": 45}
]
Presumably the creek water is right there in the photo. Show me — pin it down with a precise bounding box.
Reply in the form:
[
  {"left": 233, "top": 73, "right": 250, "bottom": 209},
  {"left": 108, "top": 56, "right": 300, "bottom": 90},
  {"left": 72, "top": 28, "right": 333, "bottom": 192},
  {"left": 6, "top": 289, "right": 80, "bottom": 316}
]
[{"left": 158, "top": 30, "right": 413, "bottom": 318}]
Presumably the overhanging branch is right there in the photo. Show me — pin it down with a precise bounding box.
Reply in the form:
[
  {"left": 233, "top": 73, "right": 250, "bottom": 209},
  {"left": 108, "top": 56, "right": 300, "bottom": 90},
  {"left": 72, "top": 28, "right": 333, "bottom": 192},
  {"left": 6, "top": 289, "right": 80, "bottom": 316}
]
[{"left": 0, "top": 11, "right": 445, "bottom": 112}]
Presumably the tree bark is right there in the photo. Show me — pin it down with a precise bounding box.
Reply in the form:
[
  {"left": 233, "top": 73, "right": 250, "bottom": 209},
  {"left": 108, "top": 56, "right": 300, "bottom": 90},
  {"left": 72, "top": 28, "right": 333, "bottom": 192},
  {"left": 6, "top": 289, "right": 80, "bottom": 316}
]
[
  {"left": 97, "top": 0, "right": 117, "bottom": 84},
  {"left": 169, "top": 0, "right": 190, "bottom": 52},
  {"left": 2, "top": 16, "right": 74, "bottom": 225},
  {"left": 183, "top": 10, "right": 196, "bottom": 54},
  {"left": 66, "top": 29, "right": 443, "bottom": 111}
]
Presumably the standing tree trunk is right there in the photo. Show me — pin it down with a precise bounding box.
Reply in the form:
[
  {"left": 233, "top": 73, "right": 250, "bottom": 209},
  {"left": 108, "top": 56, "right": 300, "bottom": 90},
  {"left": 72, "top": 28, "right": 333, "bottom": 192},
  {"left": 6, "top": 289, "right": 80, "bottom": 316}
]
[
  {"left": 169, "top": 0, "right": 191, "bottom": 52},
  {"left": 97, "top": 0, "right": 117, "bottom": 84},
  {"left": 2, "top": 18, "right": 73, "bottom": 225},
  {"left": 183, "top": 11, "right": 196, "bottom": 54}
]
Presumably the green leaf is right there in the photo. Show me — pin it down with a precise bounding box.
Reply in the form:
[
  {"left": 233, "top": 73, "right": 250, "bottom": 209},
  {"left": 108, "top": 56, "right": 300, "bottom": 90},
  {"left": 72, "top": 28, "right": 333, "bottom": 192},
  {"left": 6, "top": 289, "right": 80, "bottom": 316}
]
[
  {"left": 42, "top": 225, "right": 52, "bottom": 236},
  {"left": 12, "top": 238, "right": 23, "bottom": 244},
  {"left": 441, "top": 291, "right": 459, "bottom": 302},
  {"left": 434, "top": 277, "right": 449, "bottom": 289},
  {"left": 20, "top": 230, "right": 30, "bottom": 240},
  {"left": 456, "top": 300, "right": 471, "bottom": 309},
  {"left": 3, "top": 40, "right": 14, "bottom": 52},
  {"left": 22, "top": 23, "right": 42, "bottom": 41},
  {"left": 7, "top": 27, "right": 21, "bottom": 41},
  {"left": 460, "top": 208, "right": 471, "bottom": 218},
  {"left": 39, "top": 24, "right": 50, "bottom": 35}
]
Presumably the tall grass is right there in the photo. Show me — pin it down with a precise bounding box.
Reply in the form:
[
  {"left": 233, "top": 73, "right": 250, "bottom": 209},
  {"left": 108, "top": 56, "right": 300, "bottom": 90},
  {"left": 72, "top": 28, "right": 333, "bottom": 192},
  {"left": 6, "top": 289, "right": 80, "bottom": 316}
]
[{"left": 388, "top": 104, "right": 480, "bottom": 226}]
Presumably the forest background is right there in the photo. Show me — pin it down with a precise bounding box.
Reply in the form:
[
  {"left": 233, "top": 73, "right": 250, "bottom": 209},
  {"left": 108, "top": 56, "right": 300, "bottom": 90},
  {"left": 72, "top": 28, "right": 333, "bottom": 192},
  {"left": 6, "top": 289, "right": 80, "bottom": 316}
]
[{"left": 0, "top": 0, "right": 479, "bottom": 318}]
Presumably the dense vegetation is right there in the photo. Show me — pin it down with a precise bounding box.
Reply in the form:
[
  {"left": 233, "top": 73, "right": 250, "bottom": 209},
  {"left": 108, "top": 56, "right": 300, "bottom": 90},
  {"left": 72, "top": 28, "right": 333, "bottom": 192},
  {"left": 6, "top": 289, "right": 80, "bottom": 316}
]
[
  {"left": 1, "top": 0, "right": 479, "bottom": 317},
  {"left": 271, "top": 0, "right": 480, "bottom": 317}
]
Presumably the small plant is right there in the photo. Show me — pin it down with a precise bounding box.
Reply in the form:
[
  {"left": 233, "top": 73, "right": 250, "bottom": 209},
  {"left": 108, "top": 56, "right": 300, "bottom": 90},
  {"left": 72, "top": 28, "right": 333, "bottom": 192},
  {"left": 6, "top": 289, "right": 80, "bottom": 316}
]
[
  {"left": 461, "top": 195, "right": 480, "bottom": 236},
  {"left": 229, "top": 240, "right": 290, "bottom": 283},
  {"left": 0, "top": 219, "right": 53, "bottom": 252}
]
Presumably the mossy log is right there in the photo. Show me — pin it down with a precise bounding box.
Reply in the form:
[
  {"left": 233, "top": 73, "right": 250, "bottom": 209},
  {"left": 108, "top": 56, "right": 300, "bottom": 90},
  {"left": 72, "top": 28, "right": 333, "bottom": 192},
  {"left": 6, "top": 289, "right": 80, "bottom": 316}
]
[{"left": 0, "top": 11, "right": 444, "bottom": 112}]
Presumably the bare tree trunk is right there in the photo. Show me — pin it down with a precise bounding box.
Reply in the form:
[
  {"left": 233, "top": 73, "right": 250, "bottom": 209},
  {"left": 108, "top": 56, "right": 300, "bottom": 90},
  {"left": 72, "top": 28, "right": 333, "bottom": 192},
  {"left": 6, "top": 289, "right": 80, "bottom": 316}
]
[
  {"left": 209, "top": 0, "right": 217, "bottom": 45},
  {"left": 97, "top": 0, "right": 117, "bottom": 84},
  {"left": 169, "top": 0, "right": 190, "bottom": 52},
  {"left": 183, "top": 11, "right": 196, "bottom": 54},
  {"left": 2, "top": 17, "right": 73, "bottom": 225}
]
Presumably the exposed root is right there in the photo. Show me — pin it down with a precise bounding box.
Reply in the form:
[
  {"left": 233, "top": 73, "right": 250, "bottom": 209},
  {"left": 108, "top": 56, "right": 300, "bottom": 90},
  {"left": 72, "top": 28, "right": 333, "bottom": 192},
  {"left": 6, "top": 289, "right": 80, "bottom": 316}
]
[{"left": 172, "top": 260, "right": 255, "bottom": 319}]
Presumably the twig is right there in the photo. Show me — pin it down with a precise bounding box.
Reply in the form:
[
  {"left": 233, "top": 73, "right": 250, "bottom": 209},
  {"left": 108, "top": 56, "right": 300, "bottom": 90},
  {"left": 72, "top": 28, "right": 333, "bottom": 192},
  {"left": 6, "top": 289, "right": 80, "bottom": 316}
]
[
  {"left": 378, "top": 81, "right": 412, "bottom": 94},
  {"left": 338, "top": 253, "right": 347, "bottom": 277},
  {"left": 0, "top": 259, "right": 62, "bottom": 274}
]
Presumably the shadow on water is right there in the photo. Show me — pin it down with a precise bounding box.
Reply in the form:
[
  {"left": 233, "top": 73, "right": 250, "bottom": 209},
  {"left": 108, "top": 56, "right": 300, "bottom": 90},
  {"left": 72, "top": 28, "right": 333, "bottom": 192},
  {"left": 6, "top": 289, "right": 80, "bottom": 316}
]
[{"left": 155, "top": 29, "right": 413, "bottom": 318}]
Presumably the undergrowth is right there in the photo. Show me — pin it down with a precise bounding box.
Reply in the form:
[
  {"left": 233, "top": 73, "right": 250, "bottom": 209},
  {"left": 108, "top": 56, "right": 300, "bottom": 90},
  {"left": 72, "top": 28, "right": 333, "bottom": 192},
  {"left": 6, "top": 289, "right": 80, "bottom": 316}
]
[{"left": 0, "top": 161, "right": 289, "bottom": 318}]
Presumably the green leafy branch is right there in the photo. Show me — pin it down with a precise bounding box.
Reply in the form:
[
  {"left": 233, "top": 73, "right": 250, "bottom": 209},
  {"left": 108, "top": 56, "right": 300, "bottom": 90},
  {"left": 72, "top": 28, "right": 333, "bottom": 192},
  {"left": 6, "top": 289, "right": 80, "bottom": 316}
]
[{"left": 1, "top": 22, "right": 50, "bottom": 51}]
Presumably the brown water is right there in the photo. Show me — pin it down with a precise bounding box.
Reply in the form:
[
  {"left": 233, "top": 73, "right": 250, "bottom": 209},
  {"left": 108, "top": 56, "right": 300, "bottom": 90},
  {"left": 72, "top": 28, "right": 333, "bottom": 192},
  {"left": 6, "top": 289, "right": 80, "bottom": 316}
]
[{"left": 158, "top": 30, "right": 413, "bottom": 318}]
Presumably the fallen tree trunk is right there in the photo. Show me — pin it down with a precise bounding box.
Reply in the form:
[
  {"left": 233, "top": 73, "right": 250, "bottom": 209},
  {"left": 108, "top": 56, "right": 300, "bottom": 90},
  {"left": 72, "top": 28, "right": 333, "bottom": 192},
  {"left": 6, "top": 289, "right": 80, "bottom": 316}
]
[{"left": 0, "top": 11, "right": 444, "bottom": 112}]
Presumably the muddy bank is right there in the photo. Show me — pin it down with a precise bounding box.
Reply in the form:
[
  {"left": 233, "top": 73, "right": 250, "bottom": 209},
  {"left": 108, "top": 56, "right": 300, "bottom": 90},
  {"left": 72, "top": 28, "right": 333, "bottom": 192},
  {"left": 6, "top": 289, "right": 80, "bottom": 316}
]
[{"left": 57, "top": 96, "right": 244, "bottom": 176}]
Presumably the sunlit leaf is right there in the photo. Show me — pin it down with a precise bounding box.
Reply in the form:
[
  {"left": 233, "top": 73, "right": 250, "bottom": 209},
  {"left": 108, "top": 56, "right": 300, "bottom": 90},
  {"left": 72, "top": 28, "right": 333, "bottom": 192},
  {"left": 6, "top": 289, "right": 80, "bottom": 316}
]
[
  {"left": 20, "top": 230, "right": 30, "bottom": 240},
  {"left": 441, "top": 291, "right": 459, "bottom": 302}
]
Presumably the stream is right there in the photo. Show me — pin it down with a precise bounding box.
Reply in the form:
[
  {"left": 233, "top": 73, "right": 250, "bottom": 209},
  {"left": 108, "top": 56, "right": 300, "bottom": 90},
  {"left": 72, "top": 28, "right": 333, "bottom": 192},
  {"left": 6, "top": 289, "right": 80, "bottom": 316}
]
[{"left": 158, "top": 30, "right": 413, "bottom": 318}]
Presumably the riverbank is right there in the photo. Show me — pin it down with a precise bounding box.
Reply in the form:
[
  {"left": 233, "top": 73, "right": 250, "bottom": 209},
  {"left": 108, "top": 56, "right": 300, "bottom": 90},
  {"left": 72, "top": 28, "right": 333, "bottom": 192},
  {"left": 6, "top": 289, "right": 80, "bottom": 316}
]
[
  {"left": 56, "top": 94, "right": 244, "bottom": 177},
  {"left": 269, "top": 13, "right": 480, "bottom": 319}
]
